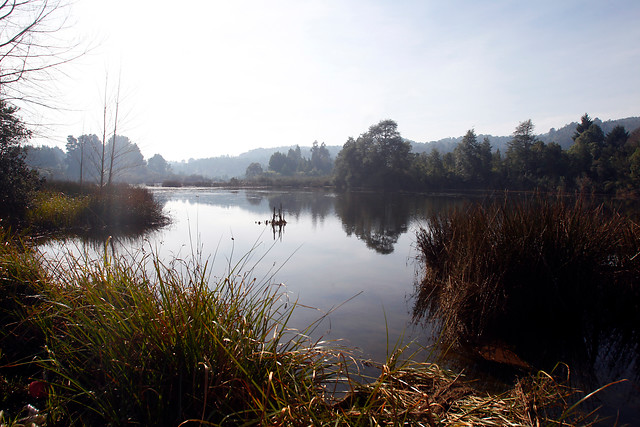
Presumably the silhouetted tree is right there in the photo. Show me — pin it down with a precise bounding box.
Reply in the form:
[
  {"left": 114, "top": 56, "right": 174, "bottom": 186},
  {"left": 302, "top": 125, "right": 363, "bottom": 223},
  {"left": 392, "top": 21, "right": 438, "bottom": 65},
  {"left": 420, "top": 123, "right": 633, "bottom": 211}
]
[
  {"left": 148, "top": 154, "right": 172, "bottom": 178},
  {"left": 310, "top": 141, "right": 333, "bottom": 175},
  {"left": 333, "top": 137, "right": 360, "bottom": 187},
  {"left": 596, "top": 125, "right": 631, "bottom": 191},
  {"left": 453, "top": 129, "right": 492, "bottom": 185},
  {"left": 334, "top": 119, "right": 411, "bottom": 188},
  {"left": 245, "top": 162, "right": 263, "bottom": 179},
  {"left": 506, "top": 119, "right": 536, "bottom": 187},
  {"left": 572, "top": 113, "right": 594, "bottom": 141},
  {"left": 569, "top": 121, "right": 604, "bottom": 181},
  {"left": 0, "top": 100, "right": 40, "bottom": 219}
]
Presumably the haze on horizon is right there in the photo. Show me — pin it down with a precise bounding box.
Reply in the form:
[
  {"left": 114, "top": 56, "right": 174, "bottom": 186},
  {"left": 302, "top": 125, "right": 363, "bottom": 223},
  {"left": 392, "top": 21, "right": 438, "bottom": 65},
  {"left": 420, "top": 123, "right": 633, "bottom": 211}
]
[{"left": 26, "top": 0, "right": 640, "bottom": 162}]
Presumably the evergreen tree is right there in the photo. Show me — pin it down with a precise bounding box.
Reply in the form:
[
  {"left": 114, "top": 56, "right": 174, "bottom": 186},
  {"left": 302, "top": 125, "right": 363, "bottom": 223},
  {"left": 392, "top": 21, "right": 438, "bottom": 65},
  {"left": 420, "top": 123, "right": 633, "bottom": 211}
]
[
  {"left": 268, "top": 151, "right": 287, "bottom": 174},
  {"left": 572, "top": 113, "right": 594, "bottom": 141},
  {"left": 506, "top": 119, "right": 536, "bottom": 187},
  {"left": 569, "top": 122, "right": 605, "bottom": 180},
  {"left": 310, "top": 141, "right": 333, "bottom": 175},
  {"left": 453, "top": 129, "right": 481, "bottom": 182}
]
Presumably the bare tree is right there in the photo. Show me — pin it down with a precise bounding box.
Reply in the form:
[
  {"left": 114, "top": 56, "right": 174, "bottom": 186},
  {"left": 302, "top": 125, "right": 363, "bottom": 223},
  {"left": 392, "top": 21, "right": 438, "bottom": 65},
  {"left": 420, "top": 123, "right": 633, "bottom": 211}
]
[
  {"left": 100, "top": 75, "right": 108, "bottom": 187},
  {"left": 97, "top": 71, "right": 133, "bottom": 187},
  {"left": 0, "top": 0, "right": 82, "bottom": 105},
  {"left": 107, "top": 73, "right": 121, "bottom": 187}
]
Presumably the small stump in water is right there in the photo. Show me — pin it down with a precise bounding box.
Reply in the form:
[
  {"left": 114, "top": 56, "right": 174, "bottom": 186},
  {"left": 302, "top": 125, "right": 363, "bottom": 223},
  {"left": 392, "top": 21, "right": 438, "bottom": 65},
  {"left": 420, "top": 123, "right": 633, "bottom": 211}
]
[{"left": 256, "top": 205, "right": 287, "bottom": 240}]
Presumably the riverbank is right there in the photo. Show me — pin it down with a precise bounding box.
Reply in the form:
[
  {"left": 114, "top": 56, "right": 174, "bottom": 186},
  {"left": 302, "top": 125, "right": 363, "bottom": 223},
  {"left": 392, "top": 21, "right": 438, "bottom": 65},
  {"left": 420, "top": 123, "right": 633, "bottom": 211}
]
[{"left": 0, "top": 225, "right": 609, "bottom": 425}]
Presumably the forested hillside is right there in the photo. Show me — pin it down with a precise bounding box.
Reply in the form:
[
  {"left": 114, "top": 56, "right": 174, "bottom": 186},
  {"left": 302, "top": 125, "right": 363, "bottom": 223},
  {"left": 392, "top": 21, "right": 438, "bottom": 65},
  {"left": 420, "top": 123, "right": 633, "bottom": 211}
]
[
  {"left": 166, "top": 116, "right": 640, "bottom": 179},
  {"left": 170, "top": 145, "right": 342, "bottom": 179},
  {"left": 335, "top": 115, "right": 640, "bottom": 195},
  {"left": 411, "top": 116, "right": 640, "bottom": 154}
]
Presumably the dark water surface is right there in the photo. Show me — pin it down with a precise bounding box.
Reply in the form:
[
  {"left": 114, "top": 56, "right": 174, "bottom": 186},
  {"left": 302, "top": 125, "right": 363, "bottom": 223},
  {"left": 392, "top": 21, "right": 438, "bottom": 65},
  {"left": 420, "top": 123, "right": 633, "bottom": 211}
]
[{"left": 41, "top": 188, "right": 639, "bottom": 423}]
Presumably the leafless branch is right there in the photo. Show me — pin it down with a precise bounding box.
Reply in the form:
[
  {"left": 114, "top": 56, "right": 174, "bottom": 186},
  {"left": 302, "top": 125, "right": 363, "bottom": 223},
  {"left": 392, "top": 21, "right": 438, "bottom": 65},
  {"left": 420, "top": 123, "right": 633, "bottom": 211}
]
[{"left": 0, "top": 0, "right": 86, "bottom": 108}]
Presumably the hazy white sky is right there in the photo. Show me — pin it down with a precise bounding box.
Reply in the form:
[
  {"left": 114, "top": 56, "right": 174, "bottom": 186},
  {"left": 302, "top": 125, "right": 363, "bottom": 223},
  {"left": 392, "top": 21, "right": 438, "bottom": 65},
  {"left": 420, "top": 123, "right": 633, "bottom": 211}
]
[{"left": 30, "top": 0, "right": 640, "bottom": 161}]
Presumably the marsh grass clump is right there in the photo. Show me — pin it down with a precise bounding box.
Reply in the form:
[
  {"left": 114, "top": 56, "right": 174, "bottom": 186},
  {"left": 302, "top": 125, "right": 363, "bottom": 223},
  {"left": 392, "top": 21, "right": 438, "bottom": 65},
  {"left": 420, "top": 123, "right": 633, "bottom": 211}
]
[
  {"left": 329, "top": 353, "right": 606, "bottom": 426},
  {"left": 82, "top": 184, "right": 168, "bottom": 230},
  {"left": 27, "top": 248, "right": 344, "bottom": 425},
  {"left": 28, "top": 190, "right": 90, "bottom": 230},
  {"left": 414, "top": 193, "right": 640, "bottom": 364},
  {"left": 27, "top": 182, "right": 168, "bottom": 235}
]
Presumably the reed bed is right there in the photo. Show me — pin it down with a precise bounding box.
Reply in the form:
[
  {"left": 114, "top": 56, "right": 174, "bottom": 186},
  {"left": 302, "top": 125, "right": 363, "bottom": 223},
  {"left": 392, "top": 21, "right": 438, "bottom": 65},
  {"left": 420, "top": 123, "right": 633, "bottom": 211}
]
[
  {"left": 414, "top": 193, "right": 640, "bottom": 364},
  {"left": 27, "top": 191, "right": 90, "bottom": 230},
  {"left": 25, "top": 247, "right": 339, "bottom": 424},
  {"left": 27, "top": 183, "right": 168, "bottom": 235},
  {"left": 0, "top": 226, "right": 610, "bottom": 425}
]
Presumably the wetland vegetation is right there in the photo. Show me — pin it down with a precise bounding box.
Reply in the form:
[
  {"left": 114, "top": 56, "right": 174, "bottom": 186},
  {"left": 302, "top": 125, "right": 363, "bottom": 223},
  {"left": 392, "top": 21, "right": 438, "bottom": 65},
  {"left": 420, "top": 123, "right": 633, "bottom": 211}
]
[
  {"left": 27, "top": 181, "right": 169, "bottom": 237},
  {"left": 413, "top": 194, "right": 640, "bottom": 379},
  {"left": 0, "top": 223, "right": 614, "bottom": 425}
]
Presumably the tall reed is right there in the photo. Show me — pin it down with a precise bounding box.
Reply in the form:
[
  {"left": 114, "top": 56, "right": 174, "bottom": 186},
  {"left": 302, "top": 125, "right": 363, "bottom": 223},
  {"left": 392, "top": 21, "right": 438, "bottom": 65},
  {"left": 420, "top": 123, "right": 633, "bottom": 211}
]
[
  {"left": 414, "top": 193, "right": 640, "bottom": 365},
  {"left": 29, "top": 244, "right": 346, "bottom": 425}
]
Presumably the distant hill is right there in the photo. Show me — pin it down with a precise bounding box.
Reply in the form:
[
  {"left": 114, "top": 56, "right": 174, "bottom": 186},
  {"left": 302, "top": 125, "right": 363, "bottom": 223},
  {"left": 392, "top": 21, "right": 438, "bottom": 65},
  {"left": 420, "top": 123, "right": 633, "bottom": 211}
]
[
  {"left": 411, "top": 116, "right": 640, "bottom": 154},
  {"left": 170, "top": 145, "right": 342, "bottom": 179},
  {"left": 171, "top": 116, "right": 640, "bottom": 179}
]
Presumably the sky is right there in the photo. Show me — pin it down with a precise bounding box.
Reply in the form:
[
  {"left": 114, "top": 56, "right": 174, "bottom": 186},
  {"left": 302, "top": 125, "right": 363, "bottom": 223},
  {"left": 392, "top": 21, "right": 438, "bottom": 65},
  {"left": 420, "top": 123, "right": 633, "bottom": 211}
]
[{"left": 23, "top": 0, "right": 640, "bottom": 161}]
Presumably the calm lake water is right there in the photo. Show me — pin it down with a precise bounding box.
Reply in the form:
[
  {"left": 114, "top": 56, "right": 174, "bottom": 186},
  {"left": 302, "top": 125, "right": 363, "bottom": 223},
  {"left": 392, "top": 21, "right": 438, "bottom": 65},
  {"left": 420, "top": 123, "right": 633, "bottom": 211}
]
[
  {"left": 41, "top": 187, "right": 638, "bottom": 423},
  {"left": 147, "top": 188, "right": 466, "bottom": 362},
  {"left": 42, "top": 188, "right": 469, "bottom": 362}
]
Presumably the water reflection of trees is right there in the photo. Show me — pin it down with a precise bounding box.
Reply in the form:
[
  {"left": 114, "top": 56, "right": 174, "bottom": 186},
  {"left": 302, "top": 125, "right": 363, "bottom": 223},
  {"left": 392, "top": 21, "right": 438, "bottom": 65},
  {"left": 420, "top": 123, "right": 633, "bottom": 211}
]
[
  {"left": 333, "top": 192, "right": 463, "bottom": 254},
  {"left": 37, "top": 233, "right": 153, "bottom": 279},
  {"left": 154, "top": 188, "right": 466, "bottom": 254},
  {"left": 246, "top": 191, "right": 334, "bottom": 226},
  {"left": 333, "top": 192, "right": 408, "bottom": 254}
]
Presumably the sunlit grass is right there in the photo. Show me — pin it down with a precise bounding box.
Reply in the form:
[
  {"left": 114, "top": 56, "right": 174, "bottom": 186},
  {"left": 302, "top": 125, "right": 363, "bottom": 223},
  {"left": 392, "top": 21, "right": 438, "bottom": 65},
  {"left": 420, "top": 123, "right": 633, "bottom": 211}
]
[
  {"left": 26, "top": 182, "right": 168, "bottom": 235},
  {"left": 27, "top": 191, "right": 90, "bottom": 229}
]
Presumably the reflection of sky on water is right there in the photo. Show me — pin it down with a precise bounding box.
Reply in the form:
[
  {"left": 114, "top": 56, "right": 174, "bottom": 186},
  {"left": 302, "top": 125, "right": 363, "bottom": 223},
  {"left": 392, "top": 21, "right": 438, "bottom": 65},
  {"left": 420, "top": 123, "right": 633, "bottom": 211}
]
[
  {"left": 153, "top": 190, "right": 432, "bottom": 363},
  {"left": 41, "top": 188, "right": 456, "bottom": 363}
]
